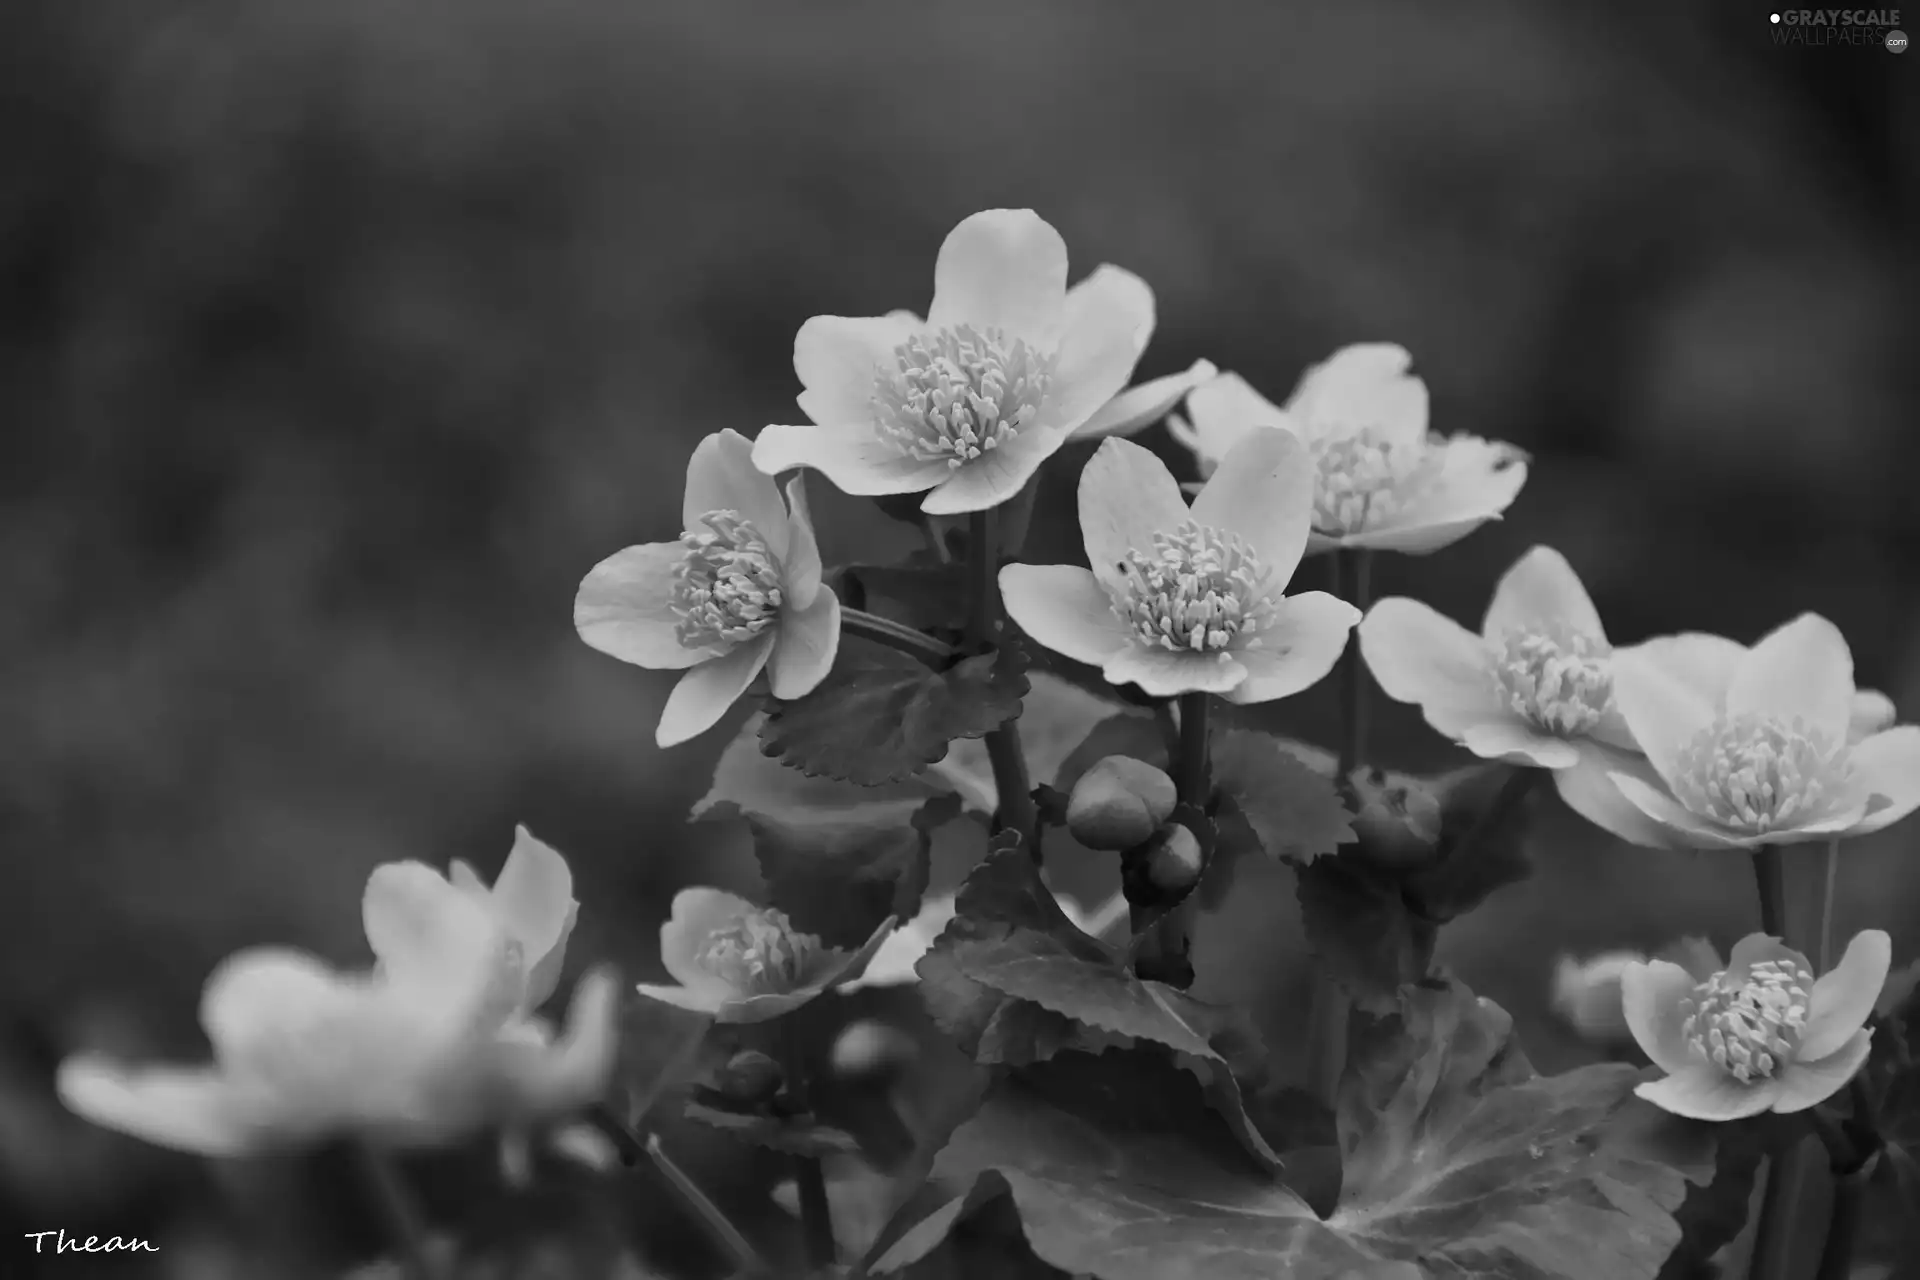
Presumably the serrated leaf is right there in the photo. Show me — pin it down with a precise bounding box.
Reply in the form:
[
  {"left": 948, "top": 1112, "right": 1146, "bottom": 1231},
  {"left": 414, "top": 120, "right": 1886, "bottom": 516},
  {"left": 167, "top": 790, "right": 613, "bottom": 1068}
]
[
  {"left": 750, "top": 793, "right": 963, "bottom": 949},
  {"left": 694, "top": 712, "right": 951, "bottom": 827},
  {"left": 1399, "top": 763, "right": 1542, "bottom": 922},
  {"left": 909, "top": 982, "right": 1715, "bottom": 1280},
  {"left": 1295, "top": 856, "right": 1429, "bottom": 1016},
  {"left": 683, "top": 1100, "right": 861, "bottom": 1157},
  {"left": 943, "top": 672, "right": 1142, "bottom": 803},
  {"left": 761, "top": 637, "right": 1029, "bottom": 785},
  {"left": 1211, "top": 729, "right": 1356, "bottom": 864}
]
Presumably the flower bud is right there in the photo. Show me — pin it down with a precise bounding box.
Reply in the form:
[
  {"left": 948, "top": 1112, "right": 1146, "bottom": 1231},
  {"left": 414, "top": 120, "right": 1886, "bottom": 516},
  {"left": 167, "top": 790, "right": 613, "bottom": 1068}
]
[
  {"left": 1349, "top": 772, "right": 1443, "bottom": 868},
  {"left": 1067, "top": 756, "right": 1178, "bottom": 851},
  {"left": 711, "top": 1049, "right": 784, "bottom": 1107},
  {"left": 830, "top": 1018, "right": 920, "bottom": 1081},
  {"left": 1143, "top": 822, "right": 1204, "bottom": 893}
]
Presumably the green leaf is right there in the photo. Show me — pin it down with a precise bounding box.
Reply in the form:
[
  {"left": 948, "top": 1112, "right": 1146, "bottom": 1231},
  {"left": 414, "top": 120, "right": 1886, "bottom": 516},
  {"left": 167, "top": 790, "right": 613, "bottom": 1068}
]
[
  {"left": 693, "top": 711, "right": 950, "bottom": 827},
  {"left": 760, "top": 637, "right": 1030, "bottom": 785},
  {"left": 1210, "top": 728, "right": 1356, "bottom": 864},
  {"left": 682, "top": 1100, "right": 862, "bottom": 1157},
  {"left": 908, "top": 982, "right": 1715, "bottom": 1280},
  {"left": 1398, "top": 764, "right": 1542, "bottom": 923},
  {"left": 751, "top": 793, "right": 964, "bottom": 949},
  {"left": 1295, "top": 856, "right": 1428, "bottom": 1016}
]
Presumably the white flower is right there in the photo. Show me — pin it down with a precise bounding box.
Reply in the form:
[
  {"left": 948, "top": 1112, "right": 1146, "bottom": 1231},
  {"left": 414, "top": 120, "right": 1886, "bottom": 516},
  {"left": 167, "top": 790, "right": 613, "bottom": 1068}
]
[
  {"left": 1586, "top": 615, "right": 1920, "bottom": 849},
  {"left": 1000, "top": 430, "right": 1359, "bottom": 701},
  {"left": 448, "top": 825, "right": 579, "bottom": 1013},
  {"left": 1169, "top": 345, "right": 1527, "bottom": 555},
  {"left": 751, "top": 209, "right": 1161, "bottom": 515},
  {"left": 1551, "top": 937, "right": 1721, "bottom": 1044},
  {"left": 575, "top": 428, "right": 840, "bottom": 747},
  {"left": 57, "top": 856, "right": 616, "bottom": 1156}
]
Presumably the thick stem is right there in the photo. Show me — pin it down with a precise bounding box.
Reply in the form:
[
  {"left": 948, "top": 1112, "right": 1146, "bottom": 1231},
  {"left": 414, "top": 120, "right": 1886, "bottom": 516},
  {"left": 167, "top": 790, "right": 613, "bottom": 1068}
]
[
  {"left": 841, "top": 607, "right": 958, "bottom": 666},
  {"left": 967, "top": 508, "right": 999, "bottom": 654},
  {"left": 1814, "top": 1165, "right": 1868, "bottom": 1280},
  {"left": 585, "top": 1102, "right": 644, "bottom": 1166},
  {"left": 644, "top": 1134, "right": 770, "bottom": 1277},
  {"left": 967, "top": 507, "right": 1038, "bottom": 851},
  {"left": 1818, "top": 837, "right": 1841, "bottom": 971},
  {"left": 1174, "top": 692, "right": 1211, "bottom": 807},
  {"left": 1332, "top": 549, "right": 1372, "bottom": 784},
  {"left": 1751, "top": 846, "right": 1789, "bottom": 938},
  {"left": 355, "top": 1142, "right": 443, "bottom": 1280},
  {"left": 779, "top": 1019, "right": 837, "bottom": 1270}
]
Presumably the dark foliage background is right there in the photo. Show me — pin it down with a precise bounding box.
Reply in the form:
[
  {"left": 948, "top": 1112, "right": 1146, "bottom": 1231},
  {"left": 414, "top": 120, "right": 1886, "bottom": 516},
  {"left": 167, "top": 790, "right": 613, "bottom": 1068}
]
[{"left": 1, "top": 1, "right": 1915, "bottom": 1275}]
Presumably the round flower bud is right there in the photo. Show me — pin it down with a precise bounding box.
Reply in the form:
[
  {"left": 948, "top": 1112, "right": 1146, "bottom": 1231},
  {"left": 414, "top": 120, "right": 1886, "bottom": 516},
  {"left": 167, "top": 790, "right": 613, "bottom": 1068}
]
[
  {"left": 830, "top": 1018, "right": 920, "bottom": 1081},
  {"left": 711, "top": 1049, "right": 784, "bottom": 1108},
  {"left": 1349, "top": 772, "right": 1444, "bottom": 868},
  {"left": 1067, "top": 756, "right": 1178, "bottom": 851},
  {"left": 1143, "top": 822, "right": 1205, "bottom": 893}
]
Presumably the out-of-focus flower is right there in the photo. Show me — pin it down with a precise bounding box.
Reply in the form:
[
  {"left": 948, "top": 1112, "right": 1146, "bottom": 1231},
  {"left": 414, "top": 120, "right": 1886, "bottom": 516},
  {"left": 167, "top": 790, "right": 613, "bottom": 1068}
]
[
  {"left": 1552, "top": 938, "right": 1721, "bottom": 1044},
  {"left": 636, "top": 890, "right": 892, "bottom": 1023},
  {"left": 1000, "top": 431, "right": 1358, "bottom": 701},
  {"left": 1621, "top": 930, "right": 1889, "bottom": 1119},
  {"left": 751, "top": 209, "right": 1160, "bottom": 515},
  {"left": 1066, "top": 755, "right": 1178, "bottom": 851},
  {"left": 830, "top": 1019, "right": 920, "bottom": 1080},
  {"left": 1582, "top": 615, "right": 1920, "bottom": 850},
  {"left": 576, "top": 429, "right": 839, "bottom": 747},
  {"left": 448, "top": 825, "right": 579, "bottom": 1013},
  {"left": 842, "top": 885, "right": 1120, "bottom": 993},
  {"left": 1169, "top": 346, "right": 1527, "bottom": 555},
  {"left": 57, "top": 860, "right": 618, "bottom": 1155}
]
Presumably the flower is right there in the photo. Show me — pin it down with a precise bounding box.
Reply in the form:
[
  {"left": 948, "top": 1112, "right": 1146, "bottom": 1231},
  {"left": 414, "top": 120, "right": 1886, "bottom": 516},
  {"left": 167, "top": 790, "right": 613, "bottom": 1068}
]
[
  {"left": 448, "top": 825, "right": 579, "bottom": 1013},
  {"left": 999, "top": 430, "right": 1359, "bottom": 701},
  {"left": 1168, "top": 345, "right": 1527, "bottom": 555},
  {"left": 1551, "top": 937, "right": 1722, "bottom": 1044},
  {"left": 841, "top": 887, "right": 1123, "bottom": 993},
  {"left": 575, "top": 428, "right": 840, "bottom": 747},
  {"left": 1620, "top": 930, "right": 1889, "bottom": 1119},
  {"left": 57, "top": 857, "right": 618, "bottom": 1156},
  {"left": 636, "top": 889, "right": 894, "bottom": 1022},
  {"left": 750, "top": 209, "right": 1160, "bottom": 515},
  {"left": 1582, "top": 614, "right": 1920, "bottom": 850}
]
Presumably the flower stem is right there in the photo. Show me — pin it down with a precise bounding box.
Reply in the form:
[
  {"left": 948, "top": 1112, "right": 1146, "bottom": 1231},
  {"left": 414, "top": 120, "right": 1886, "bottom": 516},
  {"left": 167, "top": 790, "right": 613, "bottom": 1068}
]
[
  {"left": 1746, "top": 844, "right": 1794, "bottom": 1278},
  {"left": 1174, "top": 692, "right": 1211, "bottom": 807},
  {"left": 840, "top": 607, "right": 957, "bottom": 666},
  {"left": 355, "top": 1142, "right": 444, "bottom": 1280},
  {"left": 1813, "top": 1164, "right": 1868, "bottom": 1280},
  {"left": 1331, "top": 548, "right": 1373, "bottom": 785},
  {"left": 644, "top": 1133, "right": 770, "bottom": 1277},
  {"left": 967, "top": 507, "right": 1038, "bottom": 853},
  {"left": 585, "top": 1102, "right": 644, "bottom": 1165},
  {"left": 779, "top": 1018, "right": 837, "bottom": 1270},
  {"left": 1818, "top": 837, "right": 1841, "bottom": 971},
  {"left": 1751, "top": 846, "right": 1788, "bottom": 938}
]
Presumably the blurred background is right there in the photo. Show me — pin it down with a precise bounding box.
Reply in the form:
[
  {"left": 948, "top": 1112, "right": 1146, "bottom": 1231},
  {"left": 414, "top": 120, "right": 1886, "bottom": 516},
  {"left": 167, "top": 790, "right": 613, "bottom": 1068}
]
[{"left": 2, "top": 0, "right": 1915, "bottom": 1275}]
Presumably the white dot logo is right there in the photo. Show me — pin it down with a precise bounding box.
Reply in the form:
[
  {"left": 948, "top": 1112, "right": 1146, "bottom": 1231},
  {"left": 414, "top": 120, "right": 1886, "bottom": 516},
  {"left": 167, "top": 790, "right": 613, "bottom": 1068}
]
[{"left": 1770, "top": 11, "right": 1781, "bottom": 20}]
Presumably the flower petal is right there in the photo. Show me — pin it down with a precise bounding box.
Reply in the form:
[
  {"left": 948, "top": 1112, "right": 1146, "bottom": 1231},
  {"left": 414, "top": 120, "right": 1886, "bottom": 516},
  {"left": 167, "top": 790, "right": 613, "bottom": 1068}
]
[
  {"left": 1221, "top": 591, "right": 1358, "bottom": 705},
  {"left": 489, "top": 827, "right": 577, "bottom": 1000},
  {"left": 1480, "top": 546, "right": 1605, "bottom": 645},
  {"left": 525, "top": 902, "right": 579, "bottom": 1012},
  {"left": 1634, "top": 1067, "right": 1779, "bottom": 1122},
  {"left": 1357, "top": 598, "right": 1506, "bottom": 736},
  {"left": 1381, "top": 436, "right": 1528, "bottom": 541},
  {"left": 360, "top": 864, "right": 502, "bottom": 993},
  {"left": 1176, "top": 371, "right": 1290, "bottom": 475},
  {"left": 1552, "top": 742, "right": 1693, "bottom": 851},
  {"left": 655, "top": 634, "right": 773, "bottom": 748},
  {"left": 1188, "top": 424, "right": 1313, "bottom": 592},
  {"left": 806, "top": 915, "right": 901, "bottom": 993},
  {"left": 793, "top": 311, "right": 923, "bottom": 428},
  {"left": 1619, "top": 959, "right": 1703, "bottom": 1073},
  {"left": 1042, "top": 265, "right": 1155, "bottom": 433},
  {"left": 1848, "top": 725, "right": 1920, "bottom": 836},
  {"left": 1316, "top": 508, "right": 1510, "bottom": 557},
  {"left": 1798, "top": 929, "right": 1892, "bottom": 1061},
  {"left": 1724, "top": 933, "right": 1811, "bottom": 983},
  {"left": 494, "top": 966, "right": 622, "bottom": 1117},
  {"left": 1285, "top": 343, "right": 1426, "bottom": 447},
  {"left": 658, "top": 887, "right": 758, "bottom": 995},
  {"left": 1773, "top": 1030, "right": 1873, "bottom": 1112},
  {"left": 1610, "top": 772, "right": 1749, "bottom": 849},
  {"left": 1071, "top": 358, "right": 1218, "bottom": 440},
  {"left": 780, "top": 474, "right": 825, "bottom": 609},
  {"left": 1616, "top": 632, "right": 1743, "bottom": 711},
  {"left": 1611, "top": 644, "right": 1719, "bottom": 787},
  {"left": 1103, "top": 645, "right": 1247, "bottom": 698},
  {"left": 920, "top": 421, "right": 1065, "bottom": 515},
  {"left": 1849, "top": 688, "right": 1897, "bottom": 743},
  {"left": 715, "top": 989, "right": 823, "bottom": 1024},
  {"left": 925, "top": 209, "right": 1068, "bottom": 347},
  {"left": 1552, "top": 952, "right": 1643, "bottom": 1043},
  {"left": 750, "top": 424, "right": 953, "bottom": 497},
  {"left": 840, "top": 896, "right": 957, "bottom": 992},
  {"left": 634, "top": 982, "right": 726, "bottom": 1015},
  {"left": 1727, "top": 614, "right": 1854, "bottom": 747},
  {"left": 1461, "top": 720, "right": 1580, "bottom": 769},
  {"left": 56, "top": 1057, "right": 254, "bottom": 1155},
  {"left": 1000, "top": 564, "right": 1132, "bottom": 667},
  {"left": 769, "top": 585, "right": 840, "bottom": 701},
  {"left": 1077, "top": 437, "right": 1194, "bottom": 597},
  {"left": 684, "top": 429, "right": 790, "bottom": 561},
  {"left": 575, "top": 542, "right": 712, "bottom": 671}
]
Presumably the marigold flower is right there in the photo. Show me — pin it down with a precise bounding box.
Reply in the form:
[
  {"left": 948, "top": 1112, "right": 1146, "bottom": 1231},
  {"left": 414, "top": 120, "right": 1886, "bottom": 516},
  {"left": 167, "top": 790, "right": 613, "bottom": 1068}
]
[
  {"left": 1168, "top": 345, "right": 1527, "bottom": 555},
  {"left": 1551, "top": 938, "right": 1721, "bottom": 1044},
  {"left": 57, "top": 856, "right": 617, "bottom": 1155},
  {"left": 1620, "top": 930, "right": 1889, "bottom": 1120},
  {"left": 1585, "top": 615, "right": 1920, "bottom": 850},
  {"left": 1000, "top": 431, "right": 1359, "bottom": 701},
  {"left": 751, "top": 209, "right": 1165, "bottom": 515},
  {"left": 448, "top": 825, "right": 579, "bottom": 1013},
  {"left": 575, "top": 428, "right": 840, "bottom": 747},
  {"left": 636, "top": 889, "right": 893, "bottom": 1023}
]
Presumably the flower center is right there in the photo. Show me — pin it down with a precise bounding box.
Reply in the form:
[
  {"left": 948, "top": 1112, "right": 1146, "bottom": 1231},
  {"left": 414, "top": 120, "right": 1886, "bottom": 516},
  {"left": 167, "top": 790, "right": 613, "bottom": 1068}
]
[
  {"left": 1670, "top": 713, "right": 1850, "bottom": 833},
  {"left": 1679, "top": 959, "right": 1811, "bottom": 1083},
  {"left": 873, "top": 324, "right": 1056, "bottom": 468},
  {"left": 697, "top": 908, "right": 819, "bottom": 994},
  {"left": 672, "top": 510, "right": 784, "bottom": 649},
  {"left": 1491, "top": 625, "right": 1613, "bottom": 737},
  {"left": 1111, "top": 520, "right": 1277, "bottom": 655},
  {"left": 1309, "top": 428, "right": 1441, "bottom": 537}
]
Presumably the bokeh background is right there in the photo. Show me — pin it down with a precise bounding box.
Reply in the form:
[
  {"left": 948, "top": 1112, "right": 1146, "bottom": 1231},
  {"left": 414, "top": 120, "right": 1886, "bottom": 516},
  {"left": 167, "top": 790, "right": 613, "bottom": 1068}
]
[{"left": 3, "top": 1, "right": 1916, "bottom": 1275}]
